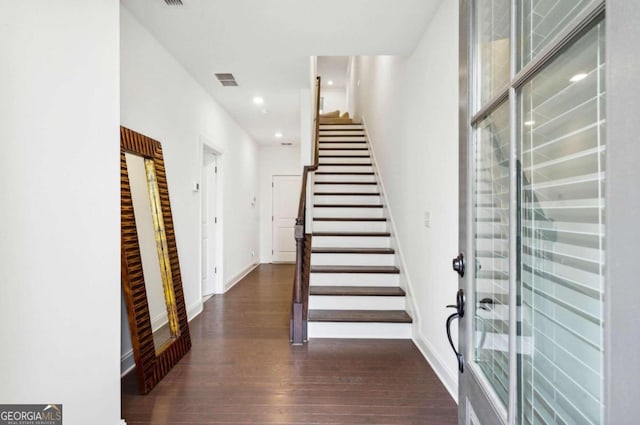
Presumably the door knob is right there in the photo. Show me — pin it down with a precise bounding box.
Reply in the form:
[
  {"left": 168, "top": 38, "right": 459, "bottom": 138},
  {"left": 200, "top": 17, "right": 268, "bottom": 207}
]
[
  {"left": 452, "top": 253, "right": 465, "bottom": 277},
  {"left": 445, "top": 289, "right": 465, "bottom": 373}
]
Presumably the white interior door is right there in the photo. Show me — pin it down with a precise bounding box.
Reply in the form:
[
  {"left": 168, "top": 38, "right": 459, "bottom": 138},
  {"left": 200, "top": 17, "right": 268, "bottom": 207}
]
[
  {"left": 202, "top": 153, "right": 217, "bottom": 297},
  {"left": 272, "top": 175, "right": 300, "bottom": 263}
]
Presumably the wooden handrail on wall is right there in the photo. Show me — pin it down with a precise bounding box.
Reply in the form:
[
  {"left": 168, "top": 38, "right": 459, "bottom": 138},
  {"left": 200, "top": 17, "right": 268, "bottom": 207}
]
[{"left": 290, "top": 76, "right": 321, "bottom": 345}]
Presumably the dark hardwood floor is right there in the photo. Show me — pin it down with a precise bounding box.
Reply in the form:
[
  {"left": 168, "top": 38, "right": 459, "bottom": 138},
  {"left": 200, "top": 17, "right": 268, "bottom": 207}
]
[{"left": 122, "top": 264, "right": 457, "bottom": 424}]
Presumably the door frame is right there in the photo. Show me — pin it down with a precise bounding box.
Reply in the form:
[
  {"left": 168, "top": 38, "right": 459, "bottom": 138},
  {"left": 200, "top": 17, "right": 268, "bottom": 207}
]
[
  {"left": 199, "top": 136, "right": 224, "bottom": 297},
  {"left": 457, "top": 0, "right": 640, "bottom": 423},
  {"left": 604, "top": 1, "right": 640, "bottom": 423},
  {"left": 458, "top": 2, "right": 510, "bottom": 423}
]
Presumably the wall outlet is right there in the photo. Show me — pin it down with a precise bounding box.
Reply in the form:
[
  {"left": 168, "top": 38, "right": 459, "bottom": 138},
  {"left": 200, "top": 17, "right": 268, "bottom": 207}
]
[
  {"left": 424, "top": 211, "right": 431, "bottom": 228},
  {"left": 251, "top": 250, "right": 255, "bottom": 257}
]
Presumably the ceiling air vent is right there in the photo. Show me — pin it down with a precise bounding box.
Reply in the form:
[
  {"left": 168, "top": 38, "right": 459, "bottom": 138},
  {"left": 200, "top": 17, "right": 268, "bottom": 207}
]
[
  {"left": 164, "top": 0, "right": 183, "bottom": 5},
  {"left": 281, "top": 142, "right": 293, "bottom": 146},
  {"left": 215, "top": 73, "right": 238, "bottom": 87}
]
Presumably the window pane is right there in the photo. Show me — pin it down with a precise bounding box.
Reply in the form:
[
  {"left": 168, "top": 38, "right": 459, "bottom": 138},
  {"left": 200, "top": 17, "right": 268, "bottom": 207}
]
[
  {"left": 474, "top": 101, "right": 510, "bottom": 409},
  {"left": 519, "top": 0, "right": 593, "bottom": 69},
  {"left": 518, "top": 22, "right": 605, "bottom": 425},
  {"left": 476, "top": 0, "right": 511, "bottom": 109}
]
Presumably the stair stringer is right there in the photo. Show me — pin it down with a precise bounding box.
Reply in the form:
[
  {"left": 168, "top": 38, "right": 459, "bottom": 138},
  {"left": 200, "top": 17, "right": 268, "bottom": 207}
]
[{"left": 360, "top": 116, "right": 458, "bottom": 401}]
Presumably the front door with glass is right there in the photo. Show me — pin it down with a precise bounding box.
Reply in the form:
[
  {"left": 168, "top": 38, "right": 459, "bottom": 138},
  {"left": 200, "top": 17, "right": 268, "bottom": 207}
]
[{"left": 457, "top": 1, "right": 607, "bottom": 424}]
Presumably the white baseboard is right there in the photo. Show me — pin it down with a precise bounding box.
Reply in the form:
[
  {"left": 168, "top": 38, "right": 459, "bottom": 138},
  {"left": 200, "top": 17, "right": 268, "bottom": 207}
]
[
  {"left": 120, "top": 349, "right": 135, "bottom": 378},
  {"left": 413, "top": 333, "right": 459, "bottom": 403},
  {"left": 150, "top": 313, "right": 169, "bottom": 333},
  {"left": 187, "top": 300, "right": 204, "bottom": 322},
  {"left": 224, "top": 262, "right": 259, "bottom": 292}
]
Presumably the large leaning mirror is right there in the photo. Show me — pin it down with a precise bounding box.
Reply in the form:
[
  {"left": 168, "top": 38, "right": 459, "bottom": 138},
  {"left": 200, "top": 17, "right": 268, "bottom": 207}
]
[{"left": 120, "top": 126, "right": 191, "bottom": 394}]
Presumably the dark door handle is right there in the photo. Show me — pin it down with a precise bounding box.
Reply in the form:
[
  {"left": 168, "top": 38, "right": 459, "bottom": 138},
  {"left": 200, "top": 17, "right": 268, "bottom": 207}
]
[
  {"left": 446, "top": 289, "right": 465, "bottom": 373},
  {"left": 452, "top": 253, "right": 465, "bottom": 277}
]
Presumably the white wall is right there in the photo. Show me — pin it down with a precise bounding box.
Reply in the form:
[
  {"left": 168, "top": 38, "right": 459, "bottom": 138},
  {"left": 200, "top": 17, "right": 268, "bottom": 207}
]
[
  {"left": 321, "top": 88, "right": 347, "bottom": 114},
  {"left": 120, "top": 6, "right": 260, "bottom": 361},
  {"left": 0, "top": 2, "right": 121, "bottom": 425},
  {"left": 347, "top": 0, "right": 460, "bottom": 398},
  {"left": 258, "top": 145, "right": 302, "bottom": 263}
]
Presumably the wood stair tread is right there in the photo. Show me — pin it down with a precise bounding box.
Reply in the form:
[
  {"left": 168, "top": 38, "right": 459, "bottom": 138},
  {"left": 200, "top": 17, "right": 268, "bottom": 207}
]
[
  {"left": 318, "top": 141, "right": 367, "bottom": 144},
  {"left": 312, "top": 247, "right": 395, "bottom": 254},
  {"left": 319, "top": 155, "right": 370, "bottom": 158},
  {"left": 319, "top": 147, "right": 368, "bottom": 150},
  {"left": 314, "top": 181, "right": 377, "bottom": 185},
  {"left": 315, "top": 172, "right": 374, "bottom": 175},
  {"left": 314, "top": 192, "right": 380, "bottom": 196},
  {"left": 314, "top": 204, "right": 383, "bottom": 208},
  {"left": 310, "top": 286, "right": 405, "bottom": 296},
  {"left": 311, "top": 265, "right": 399, "bottom": 274},
  {"left": 313, "top": 217, "right": 386, "bottom": 222},
  {"left": 313, "top": 231, "right": 390, "bottom": 237},
  {"left": 308, "top": 310, "right": 412, "bottom": 323},
  {"left": 319, "top": 163, "right": 372, "bottom": 166}
]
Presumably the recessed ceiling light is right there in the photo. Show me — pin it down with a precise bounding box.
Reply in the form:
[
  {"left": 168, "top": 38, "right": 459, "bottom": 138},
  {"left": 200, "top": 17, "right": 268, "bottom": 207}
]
[
  {"left": 524, "top": 121, "right": 535, "bottom": 126},
  {"left": 327, "top": 80, "right": 334, "bottom": 86},
  {"left": 252, "top": 96, "right": 264, "bottom": 105},
  {"left": 275, "top": 132, "right": 283, "bottom": 139},
  {"left": 570, "top": 73, "right": 587, "bottom": 82}
]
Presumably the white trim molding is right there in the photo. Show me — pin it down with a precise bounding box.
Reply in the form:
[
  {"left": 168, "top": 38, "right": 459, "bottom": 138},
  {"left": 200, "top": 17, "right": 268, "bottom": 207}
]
[{"left": 224, "top": 262, "right": 259, "bottom": 293}]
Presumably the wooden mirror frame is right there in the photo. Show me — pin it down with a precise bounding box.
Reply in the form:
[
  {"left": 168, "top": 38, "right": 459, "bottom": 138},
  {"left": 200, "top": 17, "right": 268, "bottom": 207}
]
[{"left": 120, "top": 126, "right": 191, "bottom": 394}]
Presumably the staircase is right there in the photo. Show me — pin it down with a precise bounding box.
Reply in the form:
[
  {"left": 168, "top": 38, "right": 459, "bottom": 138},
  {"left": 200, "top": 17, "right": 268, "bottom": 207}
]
[{"left": 306, "top": 123, "right": 413, "bottom": 339}]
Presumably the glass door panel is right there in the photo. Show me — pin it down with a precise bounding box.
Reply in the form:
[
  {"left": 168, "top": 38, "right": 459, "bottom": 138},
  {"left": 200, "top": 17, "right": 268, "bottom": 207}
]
[
  {"left": 474, "top": 101, "right": 511, "bottom": 410},
  {"left": 518, "top": 0, "right": 594, "bottom": 70},
  {"left": 475, "top": 0, "right": 511, "bottom": 109},
  {"left": 518, "top": 21, "right": 606, "bottom": 425}
]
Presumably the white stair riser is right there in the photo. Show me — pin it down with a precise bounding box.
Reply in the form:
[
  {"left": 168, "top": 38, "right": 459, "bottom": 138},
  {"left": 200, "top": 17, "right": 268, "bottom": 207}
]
[
  {"left": 319, "top": 125, "right": 364, "bottom": 130},
  {"left": 308, "top": 322, "right": 412, "bottom": 339},
  {"left": 309, "top": 295, "right": 406, "bottom": 310},
  {"left": 315, "top": 195, "right": 381, "bottom": 205},
  {"left": 313, "top": 221, "right": 387, "bottom": 233},
  {"left": 319, "top": 143, "right": 367, "bottom": 149},
  {"left": 310, "top": 272, "right": 399, "bottom": 286},
  {"left": 312, "top": 235, "right": 390, "bottom": 248},
  {"left": 313, "top": 206, "right": 383, "bottom": 218},
  {"left": 319, "top": 156, "right": 371, "bottom": 164},
  {"left": 311, "top": 252, "right": 395, "bottom": 266},
  {"left": 313, "top": 184, "right": 379, "bottom": 193},
  {"left": 319, "top": 149, "right": 369, "bottom": 156},
  {"left": 319, "top": 136, "right": 366, "bottom": 142},
  {"left": 319, "top": 130, "right": 365, "bottom": 136},
  {"left": 314, "top": 174, "right": 376, "bottom": 183},
  {"left": 316, "top": 165, "right": 374, "bottom": 173}
]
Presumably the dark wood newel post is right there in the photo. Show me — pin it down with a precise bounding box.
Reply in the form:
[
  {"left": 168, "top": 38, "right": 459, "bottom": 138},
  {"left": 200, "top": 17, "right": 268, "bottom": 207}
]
[{"left": 292, "top": 219, "right": 305, "bottom": 344}]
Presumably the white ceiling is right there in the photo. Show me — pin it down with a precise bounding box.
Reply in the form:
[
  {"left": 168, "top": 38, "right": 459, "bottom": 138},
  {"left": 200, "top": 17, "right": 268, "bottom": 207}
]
[
  {"left": 318, "top": 56, "right": 350, "bottom": 89},
  {"left": 122, "top": 0, "right": 441, "bottom": 145}
]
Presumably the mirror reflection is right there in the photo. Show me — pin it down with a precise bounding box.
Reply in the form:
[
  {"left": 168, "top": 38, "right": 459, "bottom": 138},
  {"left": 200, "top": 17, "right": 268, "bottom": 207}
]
[{"left": 125, "top": 152, "right": 179, "bottom": 353}]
